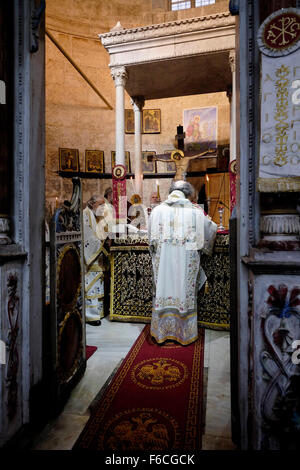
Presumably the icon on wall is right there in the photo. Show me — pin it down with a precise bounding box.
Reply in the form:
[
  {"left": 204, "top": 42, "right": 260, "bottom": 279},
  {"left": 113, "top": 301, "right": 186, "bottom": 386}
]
[
  {"left": 125, "top": 109, "right": 135, "bottom": 134},
  {"left": 59, "top": 148, "right": 79, "bottom": 172},
  {"left": 111, "top": 151, "right": 131, "bottom": 173},
  {"left": 142, "top": 151, "right": 157, "bottom": 174},
  {"left": 85, "top": 150, "right": 105, "bottom": 174},
  {"left": 142, "top": 109, "right": 161, "bottom": 134}
]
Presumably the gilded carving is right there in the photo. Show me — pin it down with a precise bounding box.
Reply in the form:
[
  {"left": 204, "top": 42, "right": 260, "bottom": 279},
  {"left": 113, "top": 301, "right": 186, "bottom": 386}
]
[{"left": 274, "top": 65, "right": 290, "bottom": 167}]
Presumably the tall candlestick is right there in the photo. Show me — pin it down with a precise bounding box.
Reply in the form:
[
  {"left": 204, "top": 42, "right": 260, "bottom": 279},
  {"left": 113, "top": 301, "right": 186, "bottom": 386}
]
[{"left": 156, "top": 179, "right": 160, "bottom": 202}]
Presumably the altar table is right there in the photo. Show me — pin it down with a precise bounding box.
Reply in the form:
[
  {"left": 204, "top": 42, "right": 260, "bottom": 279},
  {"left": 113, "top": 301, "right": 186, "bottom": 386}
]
[{"left": 109, "top": 233, "right": 230, "bottom": 331}]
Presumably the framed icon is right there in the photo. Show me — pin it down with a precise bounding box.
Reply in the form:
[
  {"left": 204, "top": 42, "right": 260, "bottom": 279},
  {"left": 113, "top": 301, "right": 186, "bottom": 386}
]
[
  {"left": 142, "top": 109, "right": 161, "bottom": 134},
  {"left": 111, "top": 151, "right": 131, "bottom": 173},
  {"left": 85, "top": 150, "right": 104, "bottom": 174},
  {"left": 164, "top": 149, "right": 176, "bottom": 173},
  {"left": 59, "top": 148, "right": 79, "bottom": 172},
  {"left": 125, "top": 109, "right": 134, "bottom": 134},
  {"left": 142, "top": 151, "right": 157, "bottom": 174}
]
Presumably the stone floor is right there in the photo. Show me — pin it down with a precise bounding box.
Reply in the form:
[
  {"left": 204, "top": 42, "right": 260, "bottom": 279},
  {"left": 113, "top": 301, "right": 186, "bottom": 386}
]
[{"left": 31, "top": 317, "right": 236, "bottom": 451}]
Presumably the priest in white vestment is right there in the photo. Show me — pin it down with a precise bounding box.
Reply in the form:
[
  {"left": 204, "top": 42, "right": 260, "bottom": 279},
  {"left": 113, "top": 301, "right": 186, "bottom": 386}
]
[
  {"left": 96, "top": 187, "right": 116, "bottom": 240},
  {"left": 148, "top": 180, "right": 217, "bottom": 345},
  {"left": 83, "top": 195, "right": 108, "bottom": 325}
]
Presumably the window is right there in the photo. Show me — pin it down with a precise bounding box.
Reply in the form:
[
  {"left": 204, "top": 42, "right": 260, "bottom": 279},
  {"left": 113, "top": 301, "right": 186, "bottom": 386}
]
[{"left": 171, "top": 0, "right": 215, "bottom": 10}]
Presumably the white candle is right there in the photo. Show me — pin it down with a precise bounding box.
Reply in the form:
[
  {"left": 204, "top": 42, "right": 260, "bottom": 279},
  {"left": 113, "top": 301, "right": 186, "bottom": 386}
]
[
  {"left": 130, "top": 176, "right": 135, "bottom": 193},
  {"left": 206, "top": 174, "right": 210, "bottom": 196}
]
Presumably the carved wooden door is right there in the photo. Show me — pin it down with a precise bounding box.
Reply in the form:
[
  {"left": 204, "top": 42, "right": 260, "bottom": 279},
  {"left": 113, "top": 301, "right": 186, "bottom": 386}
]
[{"left": 50, "top": 178, "right": 86, "bottom": 412}]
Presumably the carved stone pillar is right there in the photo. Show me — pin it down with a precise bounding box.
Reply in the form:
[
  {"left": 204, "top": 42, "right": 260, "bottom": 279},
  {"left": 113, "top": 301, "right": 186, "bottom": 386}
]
[
  {"left": 0, "top": 1, "right": 12, "bottom": 244},
  {"left": 229, "top": 50, "right": 236, "bottom": 163},
  {"left": 131, "top": 96, "right": 145, "bottom": 199},
  {"left": 111, "top": 66, "right": 128, "bottom": 166}
]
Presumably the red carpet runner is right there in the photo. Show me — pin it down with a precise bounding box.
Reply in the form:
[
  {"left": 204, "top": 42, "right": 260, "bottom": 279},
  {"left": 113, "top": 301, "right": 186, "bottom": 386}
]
[
  {"left": 86, "top": 346, "right": 97, "bottom": 360},
  {"left": 74, "top": 325, "right": 205, "bottom": 451}
]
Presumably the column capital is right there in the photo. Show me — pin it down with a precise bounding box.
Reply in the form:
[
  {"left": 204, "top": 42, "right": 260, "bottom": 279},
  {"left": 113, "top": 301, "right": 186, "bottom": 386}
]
[
  {"left": 111, "top": 66, "right": 128, "bottom": 87},
  {"left": 229, "top": 50, "right": 236, "bottom": 73},
  {"left": 131, "top": 95, "right": 145, "bottom": 112}
]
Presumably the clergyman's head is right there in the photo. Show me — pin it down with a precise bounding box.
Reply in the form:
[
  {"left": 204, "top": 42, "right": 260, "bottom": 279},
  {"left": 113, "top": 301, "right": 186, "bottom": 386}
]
[
  {"left": 104, "top": 187, "right": 113, "bottom": 203},
  {"left": 169, "top": 180, "right": 195, "bottom": 200},
  {"left": 87, "top": 195, "right": 104, "bottom": 213}
]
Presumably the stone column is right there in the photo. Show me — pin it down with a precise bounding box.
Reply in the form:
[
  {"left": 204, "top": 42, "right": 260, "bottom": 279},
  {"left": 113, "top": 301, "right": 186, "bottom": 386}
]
[
  {"left": 0, "top": 1, "right": 12, "bottom": 244},
  {"left": 111, "top": 66, "right": 128, "bottom": 166},
  {"left": 229, "top": 50, "right": 236, "bottom": 163},
  {"left": 131, "top": 96, "right": 145, "bottom": 198}
]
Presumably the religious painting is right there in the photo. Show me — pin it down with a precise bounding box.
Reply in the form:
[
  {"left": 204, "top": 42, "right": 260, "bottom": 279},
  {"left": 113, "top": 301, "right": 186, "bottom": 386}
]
[
  {"left": 111, "top": 151, "right": 131, "bottom": 173},
  {"left": 59, "top": 148, "right": 79, "bottom": 173},
  {"left": 125, "top": 109, "right": 134, "bottom": 134},
  {"left": 142, "top": 151, "right": 156, "bottom": 174},
  {"left": 183, "top": 107, "right": 217, "bottom": 153},
  {"left": 142, "top": 109, "right": 161, "bottom": 134},
  {"left": 85, "top": 150, "right": 104, "bottom": 174},
  {"left": 164, "top": 150, "right": 176, "bottom": 173}
]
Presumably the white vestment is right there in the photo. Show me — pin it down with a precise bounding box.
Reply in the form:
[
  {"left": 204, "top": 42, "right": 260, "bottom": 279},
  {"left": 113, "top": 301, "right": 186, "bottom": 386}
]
[
  {"left": 83, "top": 206, "right": 108, "bottom": 322},
  {"left": 96, "top": 198, "right": 115, "bottom": 240},
  {"left": 148, "top": 190, "right": 217, "bottom": 345}
]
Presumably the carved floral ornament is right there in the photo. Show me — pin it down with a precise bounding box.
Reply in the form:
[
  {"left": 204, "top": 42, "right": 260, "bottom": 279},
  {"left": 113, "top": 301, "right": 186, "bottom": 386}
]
[
  {"left": 110, "top": 66, "right": 128, "bottom": 87},
  {"left": 6, "top": 272, "right": 20, "bottom": 421},
  {"left": 260, "top": 284, "right": 300, "bottom": 444}
]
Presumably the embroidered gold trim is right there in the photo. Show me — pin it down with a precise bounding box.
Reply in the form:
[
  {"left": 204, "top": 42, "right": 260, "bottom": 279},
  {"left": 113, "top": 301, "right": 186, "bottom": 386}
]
[
  {"left": 86, "top": 244, "right": 103, "bottom": 266},
  {"left": 85, "top": 272, "right": 103, "bottom": 293},
  {"left": 110, "top": 255, "right": 115, "bottom": 318},
  {"left": 153, "top": 311, "right": 197, "bottom": 320},
  {"left": 86, "top": 294, "right": 104, "bottom": 300},
  {"left": 110, "top": 313, "right": 151, "bottom": 323},
  {"left": 86, "top": 265, "right": 105, "bottom": 272},
  {"left": 197, "top": 320, "right": 229, "bottom": 330},
  {"left": 185, "top": 337, "right": 202, "bottom": 448},
  {"left": 110, "top": 245, "right": 149, "bottom": 251},
  {"left": 150, "top": 331, "right": 198, "bottom": 346}
]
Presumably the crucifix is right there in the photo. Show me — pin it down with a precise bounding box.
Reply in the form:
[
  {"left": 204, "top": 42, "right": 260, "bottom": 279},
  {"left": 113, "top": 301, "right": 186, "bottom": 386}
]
[{"left": 147, "top": 125, "right": 216, "bottom": 181}]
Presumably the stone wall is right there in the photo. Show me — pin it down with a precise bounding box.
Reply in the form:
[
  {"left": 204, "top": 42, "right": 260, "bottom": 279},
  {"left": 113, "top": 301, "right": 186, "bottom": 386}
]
[{"left": 45, "top": 0, "right": 230, "bottom": 217}]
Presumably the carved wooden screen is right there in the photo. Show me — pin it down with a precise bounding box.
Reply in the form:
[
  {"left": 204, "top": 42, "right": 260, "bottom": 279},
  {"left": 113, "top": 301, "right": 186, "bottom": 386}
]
[{"left": 50, "top": 178, "right": 86, "bottom": 410}]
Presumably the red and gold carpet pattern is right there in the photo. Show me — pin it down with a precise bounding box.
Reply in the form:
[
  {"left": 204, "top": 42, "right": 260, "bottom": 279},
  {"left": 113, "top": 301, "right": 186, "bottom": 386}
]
[{"left": 74, "top": 325, "right": 205, "bottom": 451}]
